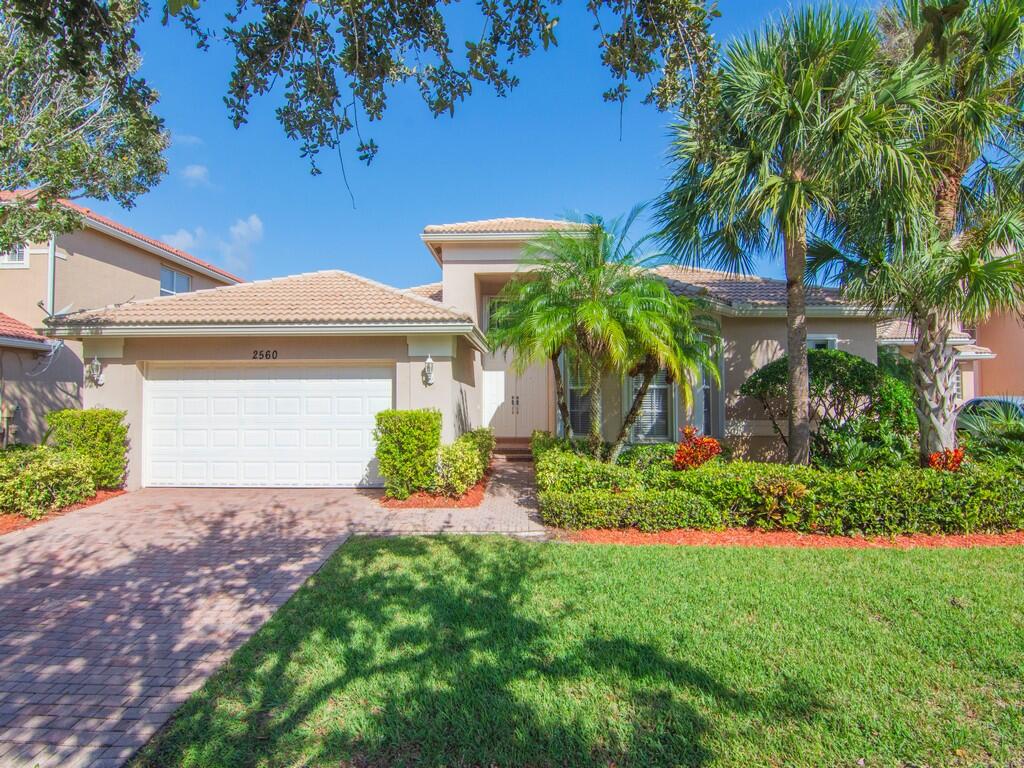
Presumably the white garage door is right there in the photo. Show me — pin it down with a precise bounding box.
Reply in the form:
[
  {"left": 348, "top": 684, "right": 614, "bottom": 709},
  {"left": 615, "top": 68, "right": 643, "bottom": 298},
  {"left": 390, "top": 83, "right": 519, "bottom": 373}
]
[{"left": 144, "top": 365, "right": 393, "bottom": 487}]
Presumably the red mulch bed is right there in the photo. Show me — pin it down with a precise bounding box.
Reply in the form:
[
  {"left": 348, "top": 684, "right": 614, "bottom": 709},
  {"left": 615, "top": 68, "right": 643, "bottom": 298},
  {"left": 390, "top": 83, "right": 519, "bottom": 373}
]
[
  {"left": 567, "top": 527, "right": 1024, "bottom": 549},
  {"left": 379, "top": 469, "right": 491, "bottom": 509},
  {"left": 0, "top": 489, "right": 126, "bottom": 538}
]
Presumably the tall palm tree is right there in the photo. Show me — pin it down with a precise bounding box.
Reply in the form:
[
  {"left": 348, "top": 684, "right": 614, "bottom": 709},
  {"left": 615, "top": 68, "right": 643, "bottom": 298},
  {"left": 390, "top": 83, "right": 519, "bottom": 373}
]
[
  {"left": 488, "top": 209, "right": 710, "bottom": 460},
  {"left": 811, "top": 0, "right": 1024, "bottom": 461},
  {"left": 657, "top": 5, "right": 930, "bottom": 464}
]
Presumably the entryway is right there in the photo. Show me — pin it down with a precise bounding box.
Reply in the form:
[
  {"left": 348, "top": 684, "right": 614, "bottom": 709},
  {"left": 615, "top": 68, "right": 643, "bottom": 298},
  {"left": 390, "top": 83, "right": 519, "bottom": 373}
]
[{"left": 481, "top": 354, "right": 549, "bottom": 438}]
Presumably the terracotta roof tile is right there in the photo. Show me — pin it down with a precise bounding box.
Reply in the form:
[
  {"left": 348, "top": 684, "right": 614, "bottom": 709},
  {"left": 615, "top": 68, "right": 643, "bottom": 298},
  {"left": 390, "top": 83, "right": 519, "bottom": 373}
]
[
  {"left": 878, "top": 319, "right": 971, "bottom": 343},
  {"left": 0, "top": 191, "right": 242, "bottom": 284},
  {"left": 405, "top": 282, "right": 443, "bottom": 302},
  {"left": 51, "top": 270, "right": 471, "bottom": 327},
  {"left": 423, "top": 218, "right": 587, "bottom": 235},
  {"left": 0, "top": 312, "right": 47, "bottom": 345},
  {"left": 653, "top": 265, "right": 847, "bottom": 308}
]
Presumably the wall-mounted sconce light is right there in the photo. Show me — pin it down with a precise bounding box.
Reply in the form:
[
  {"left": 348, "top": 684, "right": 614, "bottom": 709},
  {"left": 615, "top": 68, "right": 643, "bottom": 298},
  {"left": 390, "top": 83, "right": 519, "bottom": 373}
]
[
  {"left": 86, "top": 356, "right": 104, "bottom": 386},
  {"left": 422, "top": 355, "right": 435, "bottom": 386}
]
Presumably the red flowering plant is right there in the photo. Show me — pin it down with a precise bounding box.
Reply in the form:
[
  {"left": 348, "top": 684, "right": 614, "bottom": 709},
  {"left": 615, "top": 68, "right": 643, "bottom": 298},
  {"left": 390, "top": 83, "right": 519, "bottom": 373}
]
[
  {"left": 673, "top": 426, "right": 722, "bottom": 470},
  {"left": 928, "top": 447, "right": 965, "bottom": 472}
]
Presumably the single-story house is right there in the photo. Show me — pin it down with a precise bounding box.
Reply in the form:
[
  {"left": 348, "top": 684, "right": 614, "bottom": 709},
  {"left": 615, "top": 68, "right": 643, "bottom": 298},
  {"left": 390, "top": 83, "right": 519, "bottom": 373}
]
[{"left": 47, "top": 218, "right": 880, "bottom": 488}]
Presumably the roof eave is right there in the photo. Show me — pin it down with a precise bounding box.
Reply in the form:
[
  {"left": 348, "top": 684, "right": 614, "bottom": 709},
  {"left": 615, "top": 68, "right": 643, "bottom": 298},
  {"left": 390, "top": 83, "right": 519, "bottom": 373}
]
[
  {"left": 47, "top": 321, "right": 488, "bottom": 351},
  {"left": 725, "top": 304, "right": 879, "bottom": 318},
  {"left": 0, "top": 335, "right": 53, "bottom": 352}
]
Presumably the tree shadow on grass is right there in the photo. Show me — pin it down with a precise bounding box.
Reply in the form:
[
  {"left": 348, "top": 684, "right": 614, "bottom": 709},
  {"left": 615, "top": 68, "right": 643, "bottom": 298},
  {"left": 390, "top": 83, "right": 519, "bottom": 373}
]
[{"left": 136, "top": 536, "right": 826, "bottom": 768}]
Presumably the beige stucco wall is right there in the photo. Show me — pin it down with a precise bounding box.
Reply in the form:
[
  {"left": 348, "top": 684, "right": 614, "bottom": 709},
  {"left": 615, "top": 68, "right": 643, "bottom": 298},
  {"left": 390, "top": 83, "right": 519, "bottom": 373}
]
[
  {"left": 0, "top": 344, "right": 80, "bottom": 444},
  {"left": 976, "top": 310, "right": 1024, "bottom": 396},
  {"left": 0, "top": 228, "right": 232, "bottom": 443},
  {"left": 81, "top": 333, "right": 469, "bottom": 488}
]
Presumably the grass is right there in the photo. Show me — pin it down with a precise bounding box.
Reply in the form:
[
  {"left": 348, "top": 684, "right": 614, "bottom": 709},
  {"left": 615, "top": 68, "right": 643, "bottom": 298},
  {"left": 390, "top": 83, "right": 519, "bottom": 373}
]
[{"left": 132, "top": 537, "right": 1024, "bottom": 767}]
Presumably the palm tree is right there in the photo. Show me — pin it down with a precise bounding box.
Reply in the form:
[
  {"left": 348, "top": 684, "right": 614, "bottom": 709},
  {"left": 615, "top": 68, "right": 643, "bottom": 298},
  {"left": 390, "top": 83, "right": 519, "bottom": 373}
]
[
  {"left": 811, "top": 0, "right": 1024, "bottom": 462},
  {"left": 657, "top": 5, "right": 930, "bottom": 464},
  {"left": 488, "top": 209, "right": 711, "bottom": 460}
]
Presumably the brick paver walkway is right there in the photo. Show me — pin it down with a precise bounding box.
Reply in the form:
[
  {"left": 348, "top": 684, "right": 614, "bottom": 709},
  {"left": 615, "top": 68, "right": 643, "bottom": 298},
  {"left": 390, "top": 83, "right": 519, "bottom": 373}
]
[{"left": 0, "top": 461, "right": 543, "bottom": 767}]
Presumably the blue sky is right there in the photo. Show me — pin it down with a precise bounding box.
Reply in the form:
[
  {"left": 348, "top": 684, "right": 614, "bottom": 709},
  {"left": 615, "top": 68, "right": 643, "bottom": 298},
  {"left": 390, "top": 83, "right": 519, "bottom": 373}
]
[{"left": 86, "top": 1, "right": 816, "bottom": 287}]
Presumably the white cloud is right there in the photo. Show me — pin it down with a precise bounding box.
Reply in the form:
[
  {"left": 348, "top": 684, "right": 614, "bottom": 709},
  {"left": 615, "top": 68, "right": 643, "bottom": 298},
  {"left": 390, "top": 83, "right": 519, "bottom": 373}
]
[
  {"left": 160, "top": 226, "right": 205, "bottom": 252},
  {"left": 181, "top": 163, "right": 210, "bottom": 187},
  {"left": 173, "top": 132, "right": 204, "bottom": 147},
  {"left": 217, "top": 214, "right": 264, "bottom": 274}
]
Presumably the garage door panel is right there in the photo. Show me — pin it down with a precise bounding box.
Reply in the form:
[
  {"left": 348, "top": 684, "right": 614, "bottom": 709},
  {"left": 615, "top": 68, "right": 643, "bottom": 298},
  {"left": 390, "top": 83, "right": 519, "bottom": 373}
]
[{"left": 145, "top": 366, "right": 392, "bottom": 487}]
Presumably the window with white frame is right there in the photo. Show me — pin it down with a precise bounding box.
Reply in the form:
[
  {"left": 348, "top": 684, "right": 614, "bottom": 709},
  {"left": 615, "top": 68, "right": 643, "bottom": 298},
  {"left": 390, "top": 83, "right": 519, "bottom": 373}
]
[
  {"left": 808, "top": 334, "right": 838, "bottom": 351},
  {"left": 0, "top": 244, "right": 27, "bottom": 267},
  {"left": 630, "top": 370, "right": 671, "bottom": 442},
  {"left": 566, "top": 360, "right": 591, "bottom": 436},
  {"left": 160, "top": 265, "right": 192, "bottom": 296}
]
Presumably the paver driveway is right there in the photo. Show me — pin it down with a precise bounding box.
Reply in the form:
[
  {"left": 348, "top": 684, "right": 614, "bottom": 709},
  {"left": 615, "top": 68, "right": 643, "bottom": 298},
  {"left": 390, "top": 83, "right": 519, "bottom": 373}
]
[{"left": 0, "top": 461, "right": 543, "bottom": 767}]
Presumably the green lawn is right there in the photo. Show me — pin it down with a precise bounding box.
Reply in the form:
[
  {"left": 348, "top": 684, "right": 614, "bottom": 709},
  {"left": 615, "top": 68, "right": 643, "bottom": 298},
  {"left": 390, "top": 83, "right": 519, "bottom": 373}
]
[{"left": 132, "top": 537, "right": 1024, "bottom": 768}]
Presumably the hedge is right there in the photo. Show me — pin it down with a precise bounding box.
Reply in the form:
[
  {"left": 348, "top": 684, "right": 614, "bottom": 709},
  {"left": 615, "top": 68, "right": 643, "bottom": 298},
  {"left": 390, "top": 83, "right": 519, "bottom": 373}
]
[
  {"left": 0, "top": 447, "right": 95, "bottom": 519},
  {"left": 435, "top": 428, "right": 495, "bottom": 497},
  {"left": 534, "top": 439, "right": 1024, "bottom": 535},
  {"left": 46, "top": 408, "right": 128, "bottom": 488},
  {"left": 374, "top": 409, "right": 442, "bottom": 499},
  {"left": 539, "top": 488, "right": 721, "bottom": 531}
]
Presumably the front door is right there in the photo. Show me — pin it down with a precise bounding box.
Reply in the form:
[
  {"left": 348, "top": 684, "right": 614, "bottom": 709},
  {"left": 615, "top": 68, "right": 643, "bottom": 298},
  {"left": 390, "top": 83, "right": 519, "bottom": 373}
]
[{"left": 482, "top": 352, "right": 549, "bottom": 438}]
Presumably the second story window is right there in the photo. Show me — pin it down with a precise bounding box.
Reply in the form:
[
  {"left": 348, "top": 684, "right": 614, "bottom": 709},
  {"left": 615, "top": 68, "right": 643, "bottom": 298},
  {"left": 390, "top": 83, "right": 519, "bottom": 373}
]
[
  {"left": 0, "top": 244, "right": 27, "bottom": 268},
  {"left": 160, "top": 265, "right": 192, "bottom": 296}
]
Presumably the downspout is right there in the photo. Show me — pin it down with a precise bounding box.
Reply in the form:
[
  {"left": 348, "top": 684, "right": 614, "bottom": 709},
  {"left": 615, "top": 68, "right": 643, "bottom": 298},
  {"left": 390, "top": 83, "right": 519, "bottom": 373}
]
[{"left": 47, "top": 235, "right": 56, "bottom": 315}]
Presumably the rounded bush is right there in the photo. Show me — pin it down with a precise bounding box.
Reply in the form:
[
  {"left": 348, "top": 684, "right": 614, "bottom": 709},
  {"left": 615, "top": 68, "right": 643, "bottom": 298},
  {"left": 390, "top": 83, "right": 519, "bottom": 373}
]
[{"left": 436, "top": 440, "right": 484, "bottom": 497}]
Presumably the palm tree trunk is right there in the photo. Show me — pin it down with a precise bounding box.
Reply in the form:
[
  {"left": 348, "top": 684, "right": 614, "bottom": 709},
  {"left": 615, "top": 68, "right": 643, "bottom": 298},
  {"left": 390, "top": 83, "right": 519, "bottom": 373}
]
[
  {"left": 587, "top": 358, "right": 603, "bottom": 459},
  {"left": 550, "top": 350, "right": 573, "bottom": 440},
  {"left": 934, "top": 169, "right": 962, "bottom": 239},
  {"left": 608, "top": 368, "right": 655, "bottom": 464},
  {"left": 784, "top": 223, "right": 811, "bottom": 465},
  {"left": 912, "top": 308, "right": 958, "bottom": 464}
]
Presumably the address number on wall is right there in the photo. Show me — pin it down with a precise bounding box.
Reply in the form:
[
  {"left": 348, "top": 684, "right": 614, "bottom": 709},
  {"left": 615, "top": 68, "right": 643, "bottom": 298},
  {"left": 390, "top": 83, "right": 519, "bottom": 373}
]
[{"left": 252, "top": 349, "right": 279, "bottom": 360}]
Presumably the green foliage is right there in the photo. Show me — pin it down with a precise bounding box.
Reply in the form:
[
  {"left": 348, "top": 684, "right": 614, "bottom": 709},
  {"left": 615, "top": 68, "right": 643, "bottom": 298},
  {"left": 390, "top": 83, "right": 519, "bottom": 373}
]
[
  {"left": 958, "top": 401, "right": 1024, "bottom": 472},
  {"left": 435, "top": 440, "right": 484, "bottom": 498},
  {"left": 45, "top": 408, "right": 128, "bottom": 488},
  {"left": 0, "top": 446, "right": 94, "bottom": 519},
  {"left": 373, "top": 409, "right": 442, "bottom": 499},
  {"left": 535, "top": 441, "right": 1024, "bottom": 535},
  {"left": 0, "top": 10, "right": 167, "bottom": 249},
  {"left": 739, "top": 349, "right": 917, "bottom": 467},
  {"left": 539, "top": 488, "right": 720, "bottom": 531},
  {"left": 460, "top": 428, "right": 496, "bottom": 469},
  {"left": 616, "top": 443, "right": 677, "bottom": 472},
  {"left": 877, "top": 345, "right": 914, "bottom": 387}
]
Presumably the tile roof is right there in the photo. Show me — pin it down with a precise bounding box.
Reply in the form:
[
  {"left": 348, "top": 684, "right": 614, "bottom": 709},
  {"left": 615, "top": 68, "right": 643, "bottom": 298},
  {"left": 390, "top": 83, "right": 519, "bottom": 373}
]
[
  {"left": 0, "top": 191, "right": 242, "bottom": 284},
  {"left": 50, "top": 271, "right": 472, "bottom": 328},
  {"left": 953, "top": 343, "right": 995, "bottom": 358},
  {"left": 423, "top": 218, "right": 587, "bottom": 235},
  {"left": 652, "top": 265, "right": 847, "bottom": 308},
  {"left": 405, "top": 282, "right": 443, "bottom": 302},
  {"left": 877, "top": 319, "right": 971, "bottom": 344},
  {"left": 0, "top": 312, "right": 47, "bottom": 345}
]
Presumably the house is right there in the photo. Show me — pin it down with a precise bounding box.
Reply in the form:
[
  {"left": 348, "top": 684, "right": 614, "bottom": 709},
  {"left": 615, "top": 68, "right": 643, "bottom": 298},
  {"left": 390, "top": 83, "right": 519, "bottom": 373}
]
[
  {"left": 0, "top": 197, "right": 241, "bottom": 442},
  {"left": 974, "top": 310, "right": 1024, "bottom": 396},
  {"left": 46, "top": 218, "right": 878, "bottom": 488},
  {"left": 876, "top": 319, "right": 997, "bottom": 405}
]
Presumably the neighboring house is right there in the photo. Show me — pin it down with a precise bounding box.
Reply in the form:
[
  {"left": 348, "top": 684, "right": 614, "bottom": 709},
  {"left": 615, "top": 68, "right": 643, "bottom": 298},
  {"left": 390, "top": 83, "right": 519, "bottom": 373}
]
[
  {"left": 48, "top": 218, "right": 878, "bottom": 488},
  {"left": 974, "top": 310, "right": 1024, "bottom": 396},
  {"left": 0, "top": 196, "right": 241, "bottom": 442},
  {"left": 0, "top": 312, "right": 54, "bottom": 446},
  {"left": 876, "top": 319, "right": 996, "bottom": 405}
]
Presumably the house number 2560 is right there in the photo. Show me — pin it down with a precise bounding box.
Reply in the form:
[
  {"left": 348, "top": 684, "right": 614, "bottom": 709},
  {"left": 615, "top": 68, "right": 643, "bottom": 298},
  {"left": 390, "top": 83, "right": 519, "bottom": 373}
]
[{"left": 252, "top": 349, "right": 279, "bottom": 360}]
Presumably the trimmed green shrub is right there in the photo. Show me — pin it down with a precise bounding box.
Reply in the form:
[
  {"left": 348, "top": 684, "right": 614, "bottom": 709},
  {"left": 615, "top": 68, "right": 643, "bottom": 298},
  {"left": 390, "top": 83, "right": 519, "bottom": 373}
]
[
  {"left": 617, "top": 443, "right": 676, "bottom": 472},
  {"left": 436, "top": 440, "right": 485, "bottom": 497},
  {"left": 0, "top": 447, "right": 95, "bottom": 519},
  {"left": 539, "top": 488, "right": 721, "bottom": 531},
  {"left": 462, "top": 428, "right": 496, "bottom": 468},
  {"left": 374, "top": 409, "right": 442, "bottom": 499},
  {"left": 45, "top": 408, "right": 128, "bottom": 488},
  {"left": 535, "top": 441, "right": 1024, "bottom": 535}
]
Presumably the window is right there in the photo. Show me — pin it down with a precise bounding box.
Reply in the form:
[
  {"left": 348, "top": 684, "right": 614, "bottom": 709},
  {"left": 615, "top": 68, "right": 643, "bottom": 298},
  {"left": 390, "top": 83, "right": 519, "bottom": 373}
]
[
  {"left": 0, "top": 244, "right": 27, "bottom": 267},
  {"left": 160, "top": 266, "right": 192, "bottom": 296},
  {"left": 808, "top": 334, "right": 838, "bottom": 351},
  {"left": 630, "top": 370, "right": 671, "bottom": 442},
  {"left": 954, "top": 366, "right": 963, "bottom": 400},
  {"left": 567, "top": 361, "right": 591, "bottom": 436},
  {"left": 482, "top": 296, "right": 509, "bottom": 333},
  {"left": 701, "top": 366, "right": 714, "bottom": 437}
]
